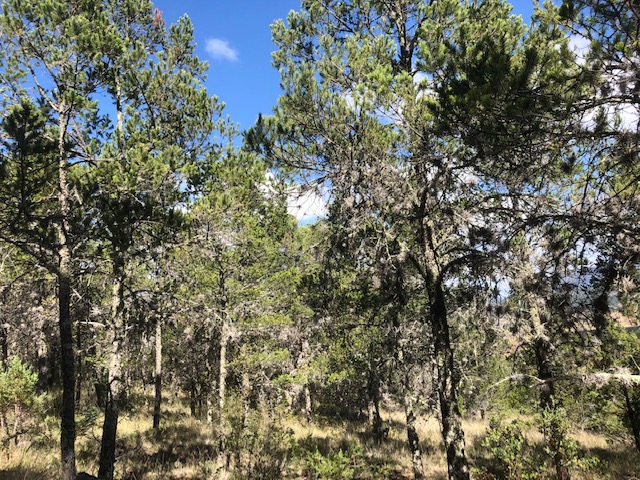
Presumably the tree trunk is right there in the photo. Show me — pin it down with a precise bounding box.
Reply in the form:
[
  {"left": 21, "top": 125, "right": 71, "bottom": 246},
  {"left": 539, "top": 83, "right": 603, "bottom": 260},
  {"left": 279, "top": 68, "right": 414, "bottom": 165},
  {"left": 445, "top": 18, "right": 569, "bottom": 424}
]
[
  {"left": 216, "top": 253, "right": 230, "bottom": 441},
  {"left": 190, "top": 382, "right": 197, "bottom": 418},
  {"left": 98, "top": 259, "right": 125, "bottom": 480},
  {"left": 391, "top": 265, "right": 425, "bottom": 480},
  {"left": 367, "top": 367, "right": 384, "bottom": 442},
  {"left": 534, "top": 336, "right": 569, "bottom": 480},
  {"left": 403, "top": 386, "right": 424, "bottom": 480},
  {"left": 241, "top": 371, "right": 251, "bottom": 429},
  {"left": 56, "top": 111, "right": 76, "bottom": 480},
  {"left": 58, "top": 233, "right": 76, "bottom": 480},
  {"left": 218, "top": 319, "right": 228, "bottom": 432},
  {"left": 0, "top": 322, "right": 7, "bottom": 372},
  {"left": 429, "top": 280, "right": 469, "bottom": 480},
  {"left": 622, "top": 384, "right": 640, "bottom": 453},
  {"left": 304, "top": 383, "right": 312, "bottom": 423},
  {"left": 153, "top": 317, "right": 162, "bottom": 430},
  {"left": 75, "top": 323, "right": 83, "bottom": 407}
]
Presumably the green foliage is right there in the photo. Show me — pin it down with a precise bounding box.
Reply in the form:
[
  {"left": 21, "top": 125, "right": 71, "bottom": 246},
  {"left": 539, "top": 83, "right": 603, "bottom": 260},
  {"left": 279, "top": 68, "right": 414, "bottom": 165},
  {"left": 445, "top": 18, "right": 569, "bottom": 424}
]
[
  {"left": 305, "top": 443, "right": 384, "bottom": 480},
  {"left": 541, "top": 405, "right": 601, "bottom": 477},
  {"left": 226, "top": 411, "right": 294, "bottom": 479},
  {"left": 0, "top": 357, "right": 39, "bottom": 411},
  {"left": 0, "top": 357, "right": 43, "bottom": 449},
  {"left": 482, "top": 416, "right": 540, "bottom": 479}
]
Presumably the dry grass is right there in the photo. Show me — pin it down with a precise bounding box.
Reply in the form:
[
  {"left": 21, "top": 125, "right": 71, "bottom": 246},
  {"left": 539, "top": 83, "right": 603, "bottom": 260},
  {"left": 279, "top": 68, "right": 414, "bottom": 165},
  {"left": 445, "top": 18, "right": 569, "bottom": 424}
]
[{"left": 1, "top": 395, "right": 639, "bottom": 479}]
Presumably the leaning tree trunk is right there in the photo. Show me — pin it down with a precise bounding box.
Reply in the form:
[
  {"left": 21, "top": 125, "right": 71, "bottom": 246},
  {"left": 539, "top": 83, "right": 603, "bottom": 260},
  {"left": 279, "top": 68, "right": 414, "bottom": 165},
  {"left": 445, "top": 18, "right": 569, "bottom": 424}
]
[
  {"left": 98, "top": 257, "right": 125, "bottom": 480},
  {"left": 428, "top": 279, "right": 470, "bottom": 480},
  {"left": 55, "top": 111, "right": 76, "bottom": 480},
  {"left": 153, "top": 316, "right": 162, "bottom": 430}
]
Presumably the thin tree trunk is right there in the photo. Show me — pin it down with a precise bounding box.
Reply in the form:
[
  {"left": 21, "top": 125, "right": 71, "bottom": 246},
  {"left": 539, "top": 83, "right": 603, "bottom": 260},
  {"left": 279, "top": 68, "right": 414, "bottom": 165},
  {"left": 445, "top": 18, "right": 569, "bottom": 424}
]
[
  {"left": 153, "top": 317, "right": 162, "bottom": 430},
  {"left": 218, "top": 319, "right": 227, "bottom": 431},
  {"left": 0, "top": 322, "right": 7, "bottom": 372},
  {"left": 304, "top": 384, "right": 312, "bottom": 423},
  {"left": 217, "top": 256, "right": 229, "bottom": 441},
  {"left": 403, "top": 383, "right": 424, "bottom": 480},
  {"left": 98, "top": 258, "right": 125, "bottom": 480},
  {"left": 75, "top": 322, "right": 82, "bottom": 407},
  {"left": 622, "top": 384, "right": 640, "bottom": 453},
  {"left": 241, "top": 371, "right": 251, "bottom": 429},
  {"left": 367, "top": 367, "right": 384, "bottom": 442},
  {"left": 429, "top": 280, "right": 470, "bottom": 480},
  {"left": 190, "top": 382, "right": 197, "bottom": 417},
  {"left": 533, "top": 335, "right": 570, "bottom": 480},
  {"left": 56, "top": 110, "right": 76, "bottom": 480},
  {"left": 391, "top": 265, "right": 425, "bottom": 480}
]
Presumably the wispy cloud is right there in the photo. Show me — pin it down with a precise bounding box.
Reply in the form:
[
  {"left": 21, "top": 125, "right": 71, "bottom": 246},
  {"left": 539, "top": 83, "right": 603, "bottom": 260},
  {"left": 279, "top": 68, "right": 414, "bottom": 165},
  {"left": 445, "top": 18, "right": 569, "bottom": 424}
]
[{"left": 205, "top": 38, "right": 238, "bottom": 62}]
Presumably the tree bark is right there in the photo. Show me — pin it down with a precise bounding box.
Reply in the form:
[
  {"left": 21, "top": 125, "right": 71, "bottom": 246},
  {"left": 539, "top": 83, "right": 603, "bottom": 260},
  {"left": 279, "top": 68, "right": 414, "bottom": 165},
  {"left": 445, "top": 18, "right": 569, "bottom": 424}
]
[
  {"left": 403, "top": 383, "right": 424, "bottom": 480},
  {"left": 241, "top": 371, "right": 251, "bottom": 429},
  {"left": 190, "top": 382, "right": 198, "bottom": 418},
  {"left": 98, "top": 258, "right": 125, "bottom": 480},
  {"left": 428, "top": 280, "right": 470, "bottom": 480},
  {"left": 622, "top": 384, "right": 640, "bottom": 453},
  {"left": 0, "top": 322, "right": 8, "bottom": 372},
  {"left": 391, "top": 265, "right": 425, "bottom": 480},
  {"left": 218, "top": 319, "right": 228, "bottom": 432},
  {"left": 153, "top": 317, "right": 162, "bottom": 430},
  {"left": 367, "top": 366, "right": 384, "bottom": 442},
  {"left": 533, "top": 335, "right": 569, "bottom": 480},
  {"left": 75, "top": 324, "right": 82, "bottom": 407},
  {"left": 56, "top": 110, "right": 76, "bottom": 480}
]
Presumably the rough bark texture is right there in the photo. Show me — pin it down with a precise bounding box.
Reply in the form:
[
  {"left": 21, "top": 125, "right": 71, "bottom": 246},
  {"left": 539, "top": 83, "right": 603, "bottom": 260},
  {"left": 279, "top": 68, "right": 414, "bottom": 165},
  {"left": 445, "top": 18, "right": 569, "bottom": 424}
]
[
  {"left": 367, "top": 367, "right": 384, "bottom": 442},
  {"left": 75, "top": 326, "right": 82, "bottom": 407},
  {"left": 403, "top": 387, "right": 424, "bottom": 480},
  {"left": 428, "top": 279, "right": 470, "bottom": 480},
  {"left": 56, "top": 112, "right": 76, "bottom": 480},
  {"left": 622, "top": 384, "right": 640, "bottom": 453},
  {"left": 304, "top": 384, "right": 312, "bottom": 423},
  {"left": 391, "top": 266, "right": 425, "bottom": 480},
  {"left": 241, "top": 371, "right": 251, "bottom": 429},
  {"left": 218, "top": 320, "right": 228, "bottom": 431},
  {"left": 98, "top": 260, "right": 125, "bottom": 480},
  {"left": 153, "top": 317, "right": 162, "bottom": 430},
  {"left": 0, "top": 322, "right": 8, "bottom": 371},
  {"left": 59, "top": 267, "right": 76, "bottom": 480},
  {"left": 534, "top": 337, "right": 569, "bottom": 480}
]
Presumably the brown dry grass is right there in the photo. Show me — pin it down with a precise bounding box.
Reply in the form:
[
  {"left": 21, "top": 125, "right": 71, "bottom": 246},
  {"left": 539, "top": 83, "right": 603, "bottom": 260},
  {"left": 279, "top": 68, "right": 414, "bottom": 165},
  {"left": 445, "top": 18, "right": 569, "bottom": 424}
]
[{"left": 1, "top": 395, "right": 639, "bottom": 479}]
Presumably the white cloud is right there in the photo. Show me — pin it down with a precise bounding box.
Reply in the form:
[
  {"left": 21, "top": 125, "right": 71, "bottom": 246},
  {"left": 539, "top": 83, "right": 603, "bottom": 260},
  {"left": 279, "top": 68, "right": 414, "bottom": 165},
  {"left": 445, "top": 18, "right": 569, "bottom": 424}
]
[
  {"left": 568, "top": 33, "right": 590, "bottom": 65},
  {"left": 287, "top": 189, "right": 327, "bottom": 224},
  {"left": 260, "top": 172, "right": 328, "bottom": 224},
  {"left": 205, "top": 38, "right": 238, "bottom": 62}
]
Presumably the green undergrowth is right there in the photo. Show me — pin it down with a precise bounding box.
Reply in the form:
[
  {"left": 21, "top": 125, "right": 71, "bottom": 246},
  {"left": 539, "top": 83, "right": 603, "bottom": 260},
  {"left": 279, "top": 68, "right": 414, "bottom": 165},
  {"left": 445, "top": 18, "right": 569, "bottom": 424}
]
[{"left": 1, "top": 391, "right": 639, "bottom": 479}]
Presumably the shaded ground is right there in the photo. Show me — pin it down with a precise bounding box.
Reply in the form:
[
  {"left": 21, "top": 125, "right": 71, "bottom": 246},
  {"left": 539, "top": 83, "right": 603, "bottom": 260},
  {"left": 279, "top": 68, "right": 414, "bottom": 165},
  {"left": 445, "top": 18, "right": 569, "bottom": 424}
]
[{"left": 1, "top": 394, "right": 639, "bottom": 479}]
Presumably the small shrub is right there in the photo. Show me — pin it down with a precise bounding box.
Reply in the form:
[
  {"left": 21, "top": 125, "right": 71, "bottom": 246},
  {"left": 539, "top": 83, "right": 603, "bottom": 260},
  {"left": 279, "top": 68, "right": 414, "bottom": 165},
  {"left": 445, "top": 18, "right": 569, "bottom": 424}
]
[
  {"left": 541, "top": 406, "right": 601, "bottom": 479},
  {"left": 307, "top": 447, "right": 355, "bottom": 479},
  {"left": 0, "top": 357, "right": 42, "bottom": 451},
  {"left": 481, "top": 416, "right": 541, "bottom": 479},
  {"left": 225, "top": 410, "right": 294, "bottom": 479},
  {"left": 305, "top": 443, "right": 387, "bottom": 480}
]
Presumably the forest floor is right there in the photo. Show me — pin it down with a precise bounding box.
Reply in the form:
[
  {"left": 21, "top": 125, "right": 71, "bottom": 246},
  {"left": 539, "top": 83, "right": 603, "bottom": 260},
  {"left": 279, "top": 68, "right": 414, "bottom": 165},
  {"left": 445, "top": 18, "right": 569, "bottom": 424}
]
[{"left": 0, "top": 391, "right": 639, "bottom": 479}]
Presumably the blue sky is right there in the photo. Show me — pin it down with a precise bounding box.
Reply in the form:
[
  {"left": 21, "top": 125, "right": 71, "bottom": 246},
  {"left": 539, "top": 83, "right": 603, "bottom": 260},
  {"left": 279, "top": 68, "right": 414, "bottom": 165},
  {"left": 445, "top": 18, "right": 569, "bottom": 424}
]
[
  {"left": 154, "top": 0, "right": 301, "bottom": 132},
  {"left": 153, "top": 0, "right": 537, "bottom": 133}
]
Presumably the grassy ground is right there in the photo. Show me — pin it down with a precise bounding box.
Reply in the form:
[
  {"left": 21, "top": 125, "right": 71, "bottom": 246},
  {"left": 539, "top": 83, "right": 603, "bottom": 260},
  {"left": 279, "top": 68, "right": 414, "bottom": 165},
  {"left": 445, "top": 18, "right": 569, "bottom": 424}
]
[{"left": 1, "top": 393, "right": 639, "bottom": 479}]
